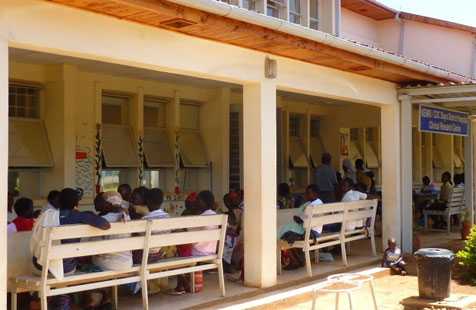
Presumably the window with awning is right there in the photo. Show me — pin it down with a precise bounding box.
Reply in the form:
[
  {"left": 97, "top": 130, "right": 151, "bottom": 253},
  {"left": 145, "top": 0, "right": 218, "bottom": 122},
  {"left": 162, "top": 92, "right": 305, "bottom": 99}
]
[
  {"left": 289, "top": 137, "right": 308, "bottom": 168},
  {"left": 288, "top": 114, "right": 309, "bottom": 168},
  {"left": 178, "top": 100, "right": 208, "bottom": 168},
  {"left": 365, "top": 128, "right": 379, "bottom": 169},
  {"left": 101, "top": 124, "right": 139, "bottom": 168},
  {"left": 9, "top": 118, "right": 54, "bottom": 167},
  {"left": 178, "top": 130, "right": 208, "bottom": 168},
  {"left": 143, "top": 128, "right": 175, "bottom": 168},
  {"left": 310, "top": 118, "right": 324, "bottom": 168}
]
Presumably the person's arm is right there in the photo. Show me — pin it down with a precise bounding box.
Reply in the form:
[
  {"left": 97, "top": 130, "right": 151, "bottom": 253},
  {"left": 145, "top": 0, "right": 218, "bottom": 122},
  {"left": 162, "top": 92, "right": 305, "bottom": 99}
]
[
  {"left": 359, "top": 192, "right": 368, "bottom": 200},
  {"left": 75, "top": 211, "right": 111, "bottom": 230}
]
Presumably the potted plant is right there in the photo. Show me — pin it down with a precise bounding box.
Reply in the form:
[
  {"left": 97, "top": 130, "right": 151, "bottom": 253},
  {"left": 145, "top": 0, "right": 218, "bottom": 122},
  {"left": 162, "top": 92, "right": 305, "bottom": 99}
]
[{"left": 461, "top": 208, "right": 473, "bottom": 240}]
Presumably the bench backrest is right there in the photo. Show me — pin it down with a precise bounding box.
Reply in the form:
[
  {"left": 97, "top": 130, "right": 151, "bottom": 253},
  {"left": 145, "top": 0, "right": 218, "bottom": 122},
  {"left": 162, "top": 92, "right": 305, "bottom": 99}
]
[
  {"left": 277, "top": 208, "right": 302, "bottom": 231},
  {"left": 40, "top": 214, "right": 228, "bottom": 281},
  {"left": 303, "top": 199, "right": 378, "bottom": 240},
  {"left": 449, "top": 187, "right": 465, "bottom": 208},
  {"left": 8, "top": 231, "right": 33, "bottom": 287}
]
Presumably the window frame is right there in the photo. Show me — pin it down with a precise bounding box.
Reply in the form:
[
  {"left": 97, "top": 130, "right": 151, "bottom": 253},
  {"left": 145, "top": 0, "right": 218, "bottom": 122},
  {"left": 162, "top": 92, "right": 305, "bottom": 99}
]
[
  {"left": 101, "top": 92, "right": 131, "bottom": 125},
  {"left": 9, "top": 82, "right": 42, "bottom": 119},
  {"left": 309, "top": 0, "right": 319, "bottom": 30}
]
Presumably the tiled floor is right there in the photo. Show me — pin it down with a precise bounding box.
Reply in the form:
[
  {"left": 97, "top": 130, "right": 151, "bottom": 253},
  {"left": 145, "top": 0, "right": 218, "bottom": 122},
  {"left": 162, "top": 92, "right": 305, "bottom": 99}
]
[{"left": 119, "top": 238, "right": 382, "bottom": 309}]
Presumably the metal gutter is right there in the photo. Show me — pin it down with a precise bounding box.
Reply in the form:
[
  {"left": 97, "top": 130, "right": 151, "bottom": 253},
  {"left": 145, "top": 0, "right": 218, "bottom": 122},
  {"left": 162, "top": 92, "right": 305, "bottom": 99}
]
[{"left": 166, "top": 0, "right": 470, "bottom": 82}]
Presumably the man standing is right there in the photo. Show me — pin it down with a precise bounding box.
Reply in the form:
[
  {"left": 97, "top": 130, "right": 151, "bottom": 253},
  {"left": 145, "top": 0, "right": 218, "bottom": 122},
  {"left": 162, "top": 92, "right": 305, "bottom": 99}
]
[{"left": 315, "top": 152, "right": 337, "bottom": 203}]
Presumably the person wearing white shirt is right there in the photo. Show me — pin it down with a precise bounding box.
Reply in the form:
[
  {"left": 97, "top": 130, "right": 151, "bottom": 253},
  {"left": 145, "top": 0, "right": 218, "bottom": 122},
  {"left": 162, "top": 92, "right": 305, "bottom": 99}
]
[{"left": 341, "top": 178, "right": 368, "bottom": 231}]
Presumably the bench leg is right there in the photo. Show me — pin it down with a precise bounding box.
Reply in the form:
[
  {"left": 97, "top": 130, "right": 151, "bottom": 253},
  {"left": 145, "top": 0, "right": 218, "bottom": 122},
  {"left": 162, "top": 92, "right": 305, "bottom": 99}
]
[
  {"left": 112, "top": 286, "right": 118, "bottom": 310},
  {"left": 141, "top": 275, "right": 149, "bottom": 310},
  {"left": 277, "top": 245, "right": 282, "bottom": 275},
  {"left": 370, "top": 232, "right": 377, "bottom": 256},
  {"left": 191, "top": 272, "right": 196, "bottom": 294},
  {"left": 314, "top": 249, "right": 320, "bottom": 264},
  {"left": 304, "top": 249, "right": 312, "bottom": 277},
  {"left": 341, "top": 241, "right": 348, "bottom": 266},
  {"left": 40, "top": 291, "right": 47, "bottom": 310},
  {"left": 11, "top": 291, "right": 17, "bottom": 310},
  {"left": 217, "top": 262, "right": 226, "bottom": 297}
]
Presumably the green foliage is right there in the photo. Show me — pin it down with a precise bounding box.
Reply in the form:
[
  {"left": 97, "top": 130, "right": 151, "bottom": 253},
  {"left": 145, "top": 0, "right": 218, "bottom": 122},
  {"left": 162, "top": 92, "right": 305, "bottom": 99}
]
[{"left": 457, "top": 226, "right": 476, "bottom": 282}]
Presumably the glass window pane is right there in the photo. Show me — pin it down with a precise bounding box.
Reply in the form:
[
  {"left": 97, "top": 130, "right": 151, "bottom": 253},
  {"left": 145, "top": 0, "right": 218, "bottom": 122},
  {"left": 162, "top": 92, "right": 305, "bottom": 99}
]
[{"left": 8, "top": 84, "right": 41, "bottom": 119}]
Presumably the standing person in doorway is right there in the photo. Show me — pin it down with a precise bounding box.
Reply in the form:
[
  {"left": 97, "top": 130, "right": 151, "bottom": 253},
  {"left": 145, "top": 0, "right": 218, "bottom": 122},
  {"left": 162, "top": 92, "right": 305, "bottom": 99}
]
[{"left": 315, "top": 152, "right": 337, "bottom": 203}]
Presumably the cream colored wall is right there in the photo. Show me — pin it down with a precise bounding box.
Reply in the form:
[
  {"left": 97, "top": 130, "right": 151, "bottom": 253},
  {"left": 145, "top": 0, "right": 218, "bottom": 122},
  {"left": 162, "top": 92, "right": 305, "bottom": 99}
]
[
  {"left": 341, "top": 8, "right": 379, "bottom": 46},
  {"left": 9, "top": 60, "right": 229, "bottom": 200},
  {"left": 1, "top": 0, "right": 405, "bottom": 289}
]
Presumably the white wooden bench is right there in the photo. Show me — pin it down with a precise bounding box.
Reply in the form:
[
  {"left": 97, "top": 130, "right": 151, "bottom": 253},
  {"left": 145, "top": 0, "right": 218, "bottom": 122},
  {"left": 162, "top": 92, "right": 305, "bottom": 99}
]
[
  {"left": 423, "top": 187, "right": 465, "bottom": 233},
  {"left": 10, "top": 214, "right": 227, "bottom": 310},
  {"left": 277, "top": 200, "right": 378, "bottom": 277}
]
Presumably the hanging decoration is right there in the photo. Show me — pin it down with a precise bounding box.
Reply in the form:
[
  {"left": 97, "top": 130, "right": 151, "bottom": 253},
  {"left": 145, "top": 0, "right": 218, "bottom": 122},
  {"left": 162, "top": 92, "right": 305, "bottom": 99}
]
[
  {"left": 174, "top": 130, "right": 181, "bottom": 198},
  {"left": 94, "top": 123, "right": 103, "bottom": 194},
  {"left": 138, "top": 133, "right": 145, "bottom": 185}
]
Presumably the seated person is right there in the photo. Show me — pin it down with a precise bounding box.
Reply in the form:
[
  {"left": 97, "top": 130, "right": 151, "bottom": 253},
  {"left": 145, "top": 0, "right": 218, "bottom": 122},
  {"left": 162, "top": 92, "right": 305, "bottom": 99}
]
[
  {"left": 341, "top": 178, "right": 367, "bottom": 231},
  {"left": 141, "top": 188, "right": 173, "bottom": 262},
  {"left": 117, "top": 184, "right": 132, "bottom": 210},
  {"left": 173, "top": 191, "right": 217, "bottom": 294},
  {"left": 454, "top": 173, "right": 465, "bottom": 188},
  {"left": 278, "top": 184, "right": 323, "bottom": 242},
  {"left": 32, "top": 188, "right": 110, "bottom": 275},
  {"left": 7, "top": 197, "right": 36, "bottom": 234},
  {"left": 44, "top": 190, "right": 61, "bottom": 212},
  {"left": 420, "top": 176, "right": 436, "bottom": 194},
  {"left": 382, "top": 238, "right": 407, "bottom": 275},
  {"left": 429, "top": 171, "right": 454, "bottom": 211},
  {"left": 92, "top": 192, "right": 133, "bottom": 271},
  {"left": 129, "top": 186, "right": 149, "bottom": 219},
  {"left": 277, "top": 183, "right": 295, "bottom": 209}
]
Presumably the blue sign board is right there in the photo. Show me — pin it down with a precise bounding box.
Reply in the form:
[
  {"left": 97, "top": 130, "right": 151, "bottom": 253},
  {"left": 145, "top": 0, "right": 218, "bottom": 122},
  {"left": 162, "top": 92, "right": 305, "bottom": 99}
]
[{"left": 419, "top": 105, "right": 469, "bottom": 136}]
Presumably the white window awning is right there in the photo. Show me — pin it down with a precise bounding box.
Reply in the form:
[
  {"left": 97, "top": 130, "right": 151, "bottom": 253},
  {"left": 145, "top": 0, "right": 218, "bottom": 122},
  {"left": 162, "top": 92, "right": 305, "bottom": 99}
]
[
  {"left": 9, "top": 118, "right": 54, "bottom": 168},
  {"left": 289, "top": 137, "right": 308, "bottom": 168},
  {"left": 309, "top": 136, "right": 324, "bottom": 168},
  {"left": 349, "top": 141, "right": 363, "bottom": 163},
  {"left": 143, "top": 128, "right": 175, "bottom": 168},
  {"left": 365, "top": 142, "right": 379, "bottom": 169},
  {"left": 102, "top": 125, "right": 139, "bottom": 168},
  {"left": 178, "top": 130, "right": 208, "bottom": 168}
]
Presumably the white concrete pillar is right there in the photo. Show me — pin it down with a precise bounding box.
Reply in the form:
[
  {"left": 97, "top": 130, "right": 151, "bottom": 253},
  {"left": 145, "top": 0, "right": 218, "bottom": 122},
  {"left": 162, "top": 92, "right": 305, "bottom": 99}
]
[
  {"left": 465, "top": 120, "right": 474, "bottom": 225},
  {"left": 0, "top": 38, "right": 8, "bottom": 309},
  {"left": 243, "top": 80, "right": 277, "bottom": 288},
  {"left": 381, "top": 103, "right": 402, "bottom": 249},
  {"left": 400, "top": 96, "right": 413, "bottom": 253}
]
